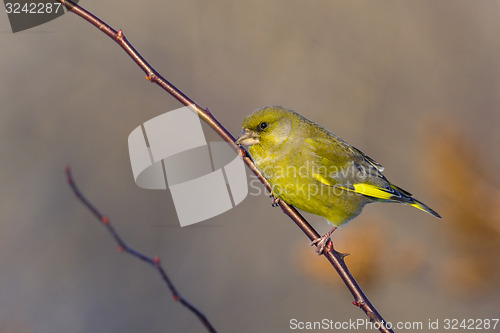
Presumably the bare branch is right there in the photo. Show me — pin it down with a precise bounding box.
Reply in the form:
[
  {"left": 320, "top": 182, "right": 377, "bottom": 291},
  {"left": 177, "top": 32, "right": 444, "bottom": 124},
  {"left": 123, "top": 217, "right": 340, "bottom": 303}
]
[
  {"left": 65, "top": 166, "right": 218, "bottom": 333},
  {"left": 59, "top": 0, "right": 394, "bottom": 331}
]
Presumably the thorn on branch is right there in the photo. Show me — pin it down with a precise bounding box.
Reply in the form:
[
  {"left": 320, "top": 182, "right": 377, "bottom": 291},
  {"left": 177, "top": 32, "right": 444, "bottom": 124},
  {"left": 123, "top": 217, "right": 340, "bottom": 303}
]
[
  {"left": 154, "top": 256, "right": 161, "bottom": 266},
  {"left": 335, "top": 249, "right": 350, "bottom": 260},
  {"left": 145, "top": 72, "right": 155, "bottom": 82},
  {"left": 324, "top": 240, "right": 333, "bottom": 253},
  {"left": 353, "top": 300, "right": 378, "bottom": 323},
  {"left": 352, "top": 300, "right": 367, "bottom": 311},
  {"left": 116, "top": 29, "right": 124, "bottom": 41},
  {"left": 64, "top": 165, "right": 73, "bottom": 185}
]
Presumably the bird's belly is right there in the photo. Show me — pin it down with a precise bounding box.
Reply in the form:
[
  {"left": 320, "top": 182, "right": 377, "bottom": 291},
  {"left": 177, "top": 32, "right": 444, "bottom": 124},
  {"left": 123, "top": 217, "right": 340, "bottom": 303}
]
[
  {"left": 251, "top": 146, "right": 368, "bottom": 226},
  {"left": 266, "top": 171, "right": 368, "bottom": 227}
]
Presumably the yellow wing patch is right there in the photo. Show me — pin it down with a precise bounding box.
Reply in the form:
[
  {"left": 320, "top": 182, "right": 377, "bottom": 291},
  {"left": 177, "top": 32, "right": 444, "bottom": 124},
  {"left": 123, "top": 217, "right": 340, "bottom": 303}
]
[
  {"left": 312, "top": 173, "right": 334, "bottom": 186},
  {"left": 340, "top": 183, "right": 395, "bottom": 200}
]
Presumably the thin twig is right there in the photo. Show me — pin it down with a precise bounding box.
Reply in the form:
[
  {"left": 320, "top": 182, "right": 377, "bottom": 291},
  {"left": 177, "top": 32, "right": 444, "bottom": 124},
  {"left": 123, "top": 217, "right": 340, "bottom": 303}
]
[
  {"left": 65, "top": 166, "right": 218, "bottom": 333},
  {"left": 59, "top": 1, "right": 394, "bottom": 332}
]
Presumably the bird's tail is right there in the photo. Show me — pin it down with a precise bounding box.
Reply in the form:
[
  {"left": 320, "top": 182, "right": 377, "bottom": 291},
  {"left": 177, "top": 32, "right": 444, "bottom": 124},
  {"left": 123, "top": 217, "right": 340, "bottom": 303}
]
[
  {"left": 406, "top": 196, "right": 441, "bottom": 218},
  {"left": 389, "top": 184, "right": 442, "bottom": 218},
  {"left": 339, "top": 182, "right": 442, "bottom": 218}
]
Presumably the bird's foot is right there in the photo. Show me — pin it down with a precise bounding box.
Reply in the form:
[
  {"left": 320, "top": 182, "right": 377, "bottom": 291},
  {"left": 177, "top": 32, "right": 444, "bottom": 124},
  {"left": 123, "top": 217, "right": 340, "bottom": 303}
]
[
  {"left": 310, "top": 226, "right": 337, "bottom": 254},
  {"left": 310, "top": 235, "right": 331, "bottom": 254},
  {"left": 268, "top": 192, "right": 280, "bottom": 207},
  {"left": 271, "top": 196, "right": 280, "bottom": 207}
]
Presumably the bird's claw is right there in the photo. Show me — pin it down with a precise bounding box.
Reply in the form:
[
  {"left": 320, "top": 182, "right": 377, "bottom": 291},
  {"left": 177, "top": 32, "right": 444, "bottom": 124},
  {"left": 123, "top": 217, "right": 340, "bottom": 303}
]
[
  {"left": 310, "top": 226, "right": 337, "bottom": 254},
  {"left": 268, "top": 191, "right": 280, "bottom": 207},
  {"left": 310, "top": 235, "right": 332, "bottom": 254}
]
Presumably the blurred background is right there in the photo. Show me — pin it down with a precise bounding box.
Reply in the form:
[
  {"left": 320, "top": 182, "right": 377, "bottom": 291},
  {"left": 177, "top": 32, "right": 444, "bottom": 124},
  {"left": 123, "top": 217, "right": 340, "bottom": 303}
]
[{"left": 1, "top": 1, "right": 499, "bottom": 332}]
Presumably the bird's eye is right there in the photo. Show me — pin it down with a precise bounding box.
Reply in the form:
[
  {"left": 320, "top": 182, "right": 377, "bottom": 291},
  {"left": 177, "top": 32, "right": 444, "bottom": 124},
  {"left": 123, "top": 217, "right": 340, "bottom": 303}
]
[{"left": 259, "top": 122, "right": 268, "bottom": 130}]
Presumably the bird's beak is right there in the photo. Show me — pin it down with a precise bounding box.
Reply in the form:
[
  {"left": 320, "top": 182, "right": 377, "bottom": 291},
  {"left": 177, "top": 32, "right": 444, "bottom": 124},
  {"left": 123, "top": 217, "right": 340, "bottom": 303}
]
[{"left": 235, "top": 129, "right": 259, "bottom": 146}]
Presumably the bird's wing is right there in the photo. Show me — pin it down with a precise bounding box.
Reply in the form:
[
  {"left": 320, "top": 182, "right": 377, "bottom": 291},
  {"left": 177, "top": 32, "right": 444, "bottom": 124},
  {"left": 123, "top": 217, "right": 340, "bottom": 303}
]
[
  {"left": 305, "top": 136, "right": 368, "bottom": 186},
  {"left": 304, "top": 136, "right": 441, "bottom": 218},
  {"left": 349, "top": 146, "right": 384, "bottom": 172},
  {"left": 305, "top": 136, "right": 408, "bottom": 199}
]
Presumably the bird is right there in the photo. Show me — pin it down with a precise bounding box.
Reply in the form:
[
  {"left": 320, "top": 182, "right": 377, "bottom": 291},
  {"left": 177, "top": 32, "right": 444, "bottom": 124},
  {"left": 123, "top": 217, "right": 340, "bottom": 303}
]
[{"left": 235, "top": 105, "right": 441, "bottom": 253}]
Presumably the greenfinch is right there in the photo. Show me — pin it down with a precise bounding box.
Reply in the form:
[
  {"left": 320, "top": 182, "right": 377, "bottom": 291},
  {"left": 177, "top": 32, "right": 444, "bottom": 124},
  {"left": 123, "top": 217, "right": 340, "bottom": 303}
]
[{"left": 236, "top": 106, "right": 441, "bottom": 252}]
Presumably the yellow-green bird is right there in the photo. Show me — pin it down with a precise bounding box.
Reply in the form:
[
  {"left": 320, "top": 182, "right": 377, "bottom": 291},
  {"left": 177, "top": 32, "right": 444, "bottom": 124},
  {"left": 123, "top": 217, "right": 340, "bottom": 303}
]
[{"left": 236, "top": 106, "right": 441, "bottom": 252}]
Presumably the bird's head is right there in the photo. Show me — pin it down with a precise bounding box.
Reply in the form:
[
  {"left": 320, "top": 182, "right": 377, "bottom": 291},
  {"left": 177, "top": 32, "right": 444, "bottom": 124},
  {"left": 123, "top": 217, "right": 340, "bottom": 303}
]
[{"left": 236, "top": 106, "right": 297, "bottom": 149}]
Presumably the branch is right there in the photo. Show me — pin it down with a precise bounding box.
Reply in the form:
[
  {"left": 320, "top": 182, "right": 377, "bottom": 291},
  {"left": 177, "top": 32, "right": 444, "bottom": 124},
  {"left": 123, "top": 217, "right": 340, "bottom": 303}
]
[
  {"left": 59, "top": 1, "right": 394, "bottom": 332},
  {"left": 65, "top": 166, "right": 218, "bottom": 333}
]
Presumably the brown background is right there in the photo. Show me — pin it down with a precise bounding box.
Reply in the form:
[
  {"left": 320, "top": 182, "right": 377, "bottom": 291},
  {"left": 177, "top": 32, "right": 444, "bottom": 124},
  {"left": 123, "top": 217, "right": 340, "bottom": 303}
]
[{"left": 1, "top": 1, "right": 499, "bottom": 332}]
